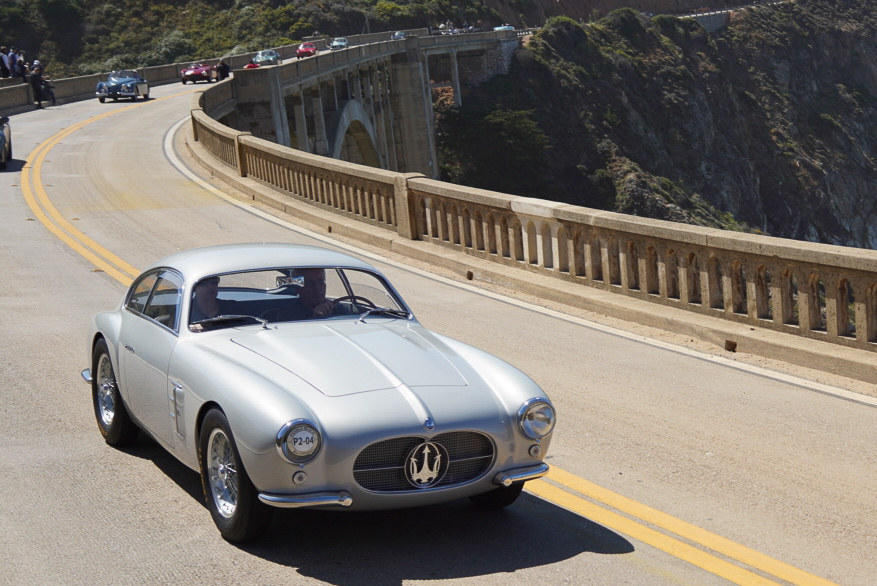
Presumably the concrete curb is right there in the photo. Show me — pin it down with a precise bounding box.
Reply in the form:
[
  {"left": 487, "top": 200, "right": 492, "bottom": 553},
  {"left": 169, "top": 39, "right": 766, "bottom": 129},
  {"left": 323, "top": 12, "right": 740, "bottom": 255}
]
[{"left": 183, "top": 130, "right": 877, "bottom": 388}]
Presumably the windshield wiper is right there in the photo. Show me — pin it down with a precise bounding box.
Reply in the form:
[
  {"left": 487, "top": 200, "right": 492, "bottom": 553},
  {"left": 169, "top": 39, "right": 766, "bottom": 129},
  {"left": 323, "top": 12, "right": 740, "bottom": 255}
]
[
  {"left": 358, "top": 307, "right": 412, "bottom": 322},
  {"left": 191, "top": 314, "right": 270, "bottom": 330}
]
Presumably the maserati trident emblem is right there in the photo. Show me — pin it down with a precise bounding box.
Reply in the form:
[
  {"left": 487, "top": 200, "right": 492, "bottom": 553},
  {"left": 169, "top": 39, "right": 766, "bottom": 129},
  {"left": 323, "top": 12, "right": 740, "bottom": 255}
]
[{"left": 405, "top": 441, "right": 449, "bottom": 488}]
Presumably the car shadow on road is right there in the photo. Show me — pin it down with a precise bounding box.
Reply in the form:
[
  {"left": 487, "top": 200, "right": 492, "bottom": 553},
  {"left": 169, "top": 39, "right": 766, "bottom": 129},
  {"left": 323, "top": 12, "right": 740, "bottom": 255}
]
[
  {"left": 249, "top": 498, "right": 633, "bottom": 585},
  {"left": 128, "top": 435, "right": 633, "bottom": 585},
  {"left": 2, "top": 158, "right": 26, "bottom": 173}
]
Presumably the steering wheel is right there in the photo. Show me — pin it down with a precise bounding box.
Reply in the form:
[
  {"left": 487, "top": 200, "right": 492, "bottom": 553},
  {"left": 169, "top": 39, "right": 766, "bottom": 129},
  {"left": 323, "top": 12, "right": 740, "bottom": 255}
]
[{"left": 333, "top": 295, "right": 376, "bottom": 311}]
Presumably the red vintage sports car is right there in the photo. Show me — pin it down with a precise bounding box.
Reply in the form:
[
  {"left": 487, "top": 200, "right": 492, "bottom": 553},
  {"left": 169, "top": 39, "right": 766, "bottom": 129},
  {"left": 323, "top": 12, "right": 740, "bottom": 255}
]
[
  {"left": 296, "top": 43, "right": 318, "bottom": 59},
  {"left": 180, "top": 63, "right": 215, "bottom": 84}
]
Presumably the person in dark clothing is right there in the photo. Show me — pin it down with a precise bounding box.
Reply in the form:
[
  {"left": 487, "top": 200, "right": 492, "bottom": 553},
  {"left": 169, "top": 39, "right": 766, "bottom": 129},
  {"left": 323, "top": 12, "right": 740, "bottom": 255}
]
[
  {"left": 0, "top": 47, "right": 10, "bottom": 78},
  {"left": 30, "top": 66, "right": 45, "bottom": 108},
  {"left": 189, "top": 276, "right": 241, "bottom": 323},
  {"left": 216, "top": 60, "right": 230, "bottom": 80}
]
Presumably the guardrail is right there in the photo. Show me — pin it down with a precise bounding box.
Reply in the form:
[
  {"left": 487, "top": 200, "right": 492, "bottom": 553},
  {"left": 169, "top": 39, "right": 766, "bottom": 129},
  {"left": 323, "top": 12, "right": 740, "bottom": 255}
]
[{"left": 190, "top": 48, "right": 877, "bottom": 354}]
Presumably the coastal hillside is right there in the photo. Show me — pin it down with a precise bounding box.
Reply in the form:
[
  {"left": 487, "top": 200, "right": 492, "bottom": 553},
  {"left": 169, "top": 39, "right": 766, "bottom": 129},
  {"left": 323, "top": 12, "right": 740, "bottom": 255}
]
[
  {"left": 2, "top": 0, "right": 742, "bottom": 75},
  {"left": 437, "top": 0, "right": 877, "bottom": 248}
]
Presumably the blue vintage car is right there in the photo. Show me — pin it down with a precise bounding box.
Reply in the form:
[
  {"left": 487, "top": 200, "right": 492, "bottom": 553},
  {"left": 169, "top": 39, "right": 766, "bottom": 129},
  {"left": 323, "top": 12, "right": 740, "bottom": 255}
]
[{"left": 95, "top": 70, "right": 150, "bottom": 103}]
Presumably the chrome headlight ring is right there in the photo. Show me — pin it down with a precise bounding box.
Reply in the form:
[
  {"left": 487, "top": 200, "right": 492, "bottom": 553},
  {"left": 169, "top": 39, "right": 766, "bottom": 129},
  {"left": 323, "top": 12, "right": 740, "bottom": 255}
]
[
  {"left": 518, "top": 398, "right": 556, "bottom": 441},
  {"left": 276, "top": 419, "right": 322, "bottom": 464}
]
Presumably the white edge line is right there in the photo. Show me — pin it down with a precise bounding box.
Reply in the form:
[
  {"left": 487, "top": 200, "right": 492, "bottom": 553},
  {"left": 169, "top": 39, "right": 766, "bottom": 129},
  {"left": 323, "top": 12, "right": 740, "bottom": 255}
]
[{"left": 164, "top": 118, "right": 877, "bottom": 409}]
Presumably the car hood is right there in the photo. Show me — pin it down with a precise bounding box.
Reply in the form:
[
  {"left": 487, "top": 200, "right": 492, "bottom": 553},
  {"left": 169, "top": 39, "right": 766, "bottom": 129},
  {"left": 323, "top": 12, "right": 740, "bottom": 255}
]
[{"left": 227, "top": 321, "right": 468, "bottom": 397}]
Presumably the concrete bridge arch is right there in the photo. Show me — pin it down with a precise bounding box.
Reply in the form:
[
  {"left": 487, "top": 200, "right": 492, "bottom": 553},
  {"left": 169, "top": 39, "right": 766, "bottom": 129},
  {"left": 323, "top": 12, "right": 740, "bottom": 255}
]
[
  {"left": 328, "top": 98, "right": 382, "bottom": 168},
  {"left": 224, "top": 31, "right": 520, "bottom": 179}
]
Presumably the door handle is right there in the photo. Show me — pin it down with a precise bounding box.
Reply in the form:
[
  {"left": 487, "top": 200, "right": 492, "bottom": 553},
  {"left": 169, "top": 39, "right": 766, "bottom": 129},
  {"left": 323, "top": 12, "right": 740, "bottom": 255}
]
[{"left": 124, "top": 344, "right": 134, "bottom": 353}]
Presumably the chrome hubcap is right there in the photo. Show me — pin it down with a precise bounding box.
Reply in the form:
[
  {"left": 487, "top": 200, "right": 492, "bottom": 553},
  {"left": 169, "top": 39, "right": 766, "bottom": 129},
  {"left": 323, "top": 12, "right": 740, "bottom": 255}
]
[
  {"left": 208, "top": 429, "right": 238, "bottom": 518},
  {"left": 96, "top": 354, "right": 116, "bottom": 426}
]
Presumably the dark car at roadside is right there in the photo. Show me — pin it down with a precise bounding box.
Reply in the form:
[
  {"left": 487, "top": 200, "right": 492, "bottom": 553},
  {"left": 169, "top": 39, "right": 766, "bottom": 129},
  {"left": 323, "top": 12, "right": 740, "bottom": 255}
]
[{"left": 0, "top": 116, "right": 11, "bottom": 170}]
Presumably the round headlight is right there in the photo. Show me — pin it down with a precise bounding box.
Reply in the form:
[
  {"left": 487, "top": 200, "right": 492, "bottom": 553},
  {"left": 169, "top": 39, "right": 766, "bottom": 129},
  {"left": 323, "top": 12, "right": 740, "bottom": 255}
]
[
  {"left": 276, "top": 419, "right": 322, "bottom": 463},
  {"left": 518, "top": 399, "right": 556, "bottom": 440}
]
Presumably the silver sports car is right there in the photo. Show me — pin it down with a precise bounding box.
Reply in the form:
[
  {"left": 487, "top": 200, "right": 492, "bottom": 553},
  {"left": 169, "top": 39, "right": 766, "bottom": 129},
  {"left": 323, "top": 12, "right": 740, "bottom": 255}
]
[{"left": 83, "top": 243, "right": 555, "bottom": 542}]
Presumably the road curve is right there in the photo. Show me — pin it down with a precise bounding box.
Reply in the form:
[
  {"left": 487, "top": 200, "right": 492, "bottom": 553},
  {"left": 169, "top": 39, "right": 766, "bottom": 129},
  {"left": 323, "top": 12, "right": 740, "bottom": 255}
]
[{"left": 1, "top": 83, "right": 874, "bottom": 586}]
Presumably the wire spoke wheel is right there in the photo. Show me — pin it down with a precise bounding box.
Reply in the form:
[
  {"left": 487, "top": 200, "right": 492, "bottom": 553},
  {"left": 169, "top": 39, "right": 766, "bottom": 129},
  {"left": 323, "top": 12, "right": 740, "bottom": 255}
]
[
  {"left": 95, "top": 353, "right": 116, "bottom": 427},
  {"left": 199, "top": 409, "right": 270, "bottom": 542},
  {"left": 208, "top": 428, "right": 239, "bottom": 518}
]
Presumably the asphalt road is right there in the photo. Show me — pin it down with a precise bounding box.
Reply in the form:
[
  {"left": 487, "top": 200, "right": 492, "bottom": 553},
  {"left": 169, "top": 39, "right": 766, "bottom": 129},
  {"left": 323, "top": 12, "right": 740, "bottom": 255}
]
[{"left": 1, "top": 83, "right": 875, "bottom": 586}]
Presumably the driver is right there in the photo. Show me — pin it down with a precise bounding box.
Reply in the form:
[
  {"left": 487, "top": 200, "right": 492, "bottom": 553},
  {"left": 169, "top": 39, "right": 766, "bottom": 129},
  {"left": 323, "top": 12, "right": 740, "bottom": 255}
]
[
  {"left": 265, "top": 268, "right": 353, "bottom": 321},
  {"left": 190, "top": 276, "right": 240, "bottom": 323}
]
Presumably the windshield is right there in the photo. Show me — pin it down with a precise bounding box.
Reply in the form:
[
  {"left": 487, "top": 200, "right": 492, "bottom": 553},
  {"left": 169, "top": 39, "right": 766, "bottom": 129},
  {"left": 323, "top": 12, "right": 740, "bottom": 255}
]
[
  {"left": 189, "top": 267, "right": 410, "bottom": 330},
  {"left": 109, "top": 70, "right": 138, "bottom": 80}
]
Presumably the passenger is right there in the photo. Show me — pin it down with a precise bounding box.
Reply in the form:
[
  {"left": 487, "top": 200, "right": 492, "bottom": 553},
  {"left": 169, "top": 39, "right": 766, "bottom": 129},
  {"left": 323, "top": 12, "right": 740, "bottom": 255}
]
[{"left": 263, "top": 268, "right": 353, "bottom": 321}]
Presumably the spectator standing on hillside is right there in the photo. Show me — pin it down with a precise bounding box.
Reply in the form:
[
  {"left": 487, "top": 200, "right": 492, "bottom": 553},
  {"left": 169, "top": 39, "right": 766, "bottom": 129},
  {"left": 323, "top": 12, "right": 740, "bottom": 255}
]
[{"left": 0, "top": 47, "right": 10, "bottom": 78}]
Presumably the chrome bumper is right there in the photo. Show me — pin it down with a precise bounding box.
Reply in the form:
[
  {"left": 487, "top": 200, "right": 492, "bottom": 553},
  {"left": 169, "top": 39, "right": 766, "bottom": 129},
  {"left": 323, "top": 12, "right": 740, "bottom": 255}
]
[
  {"left": 493, "top": 463, "right": 550, "bottom": 487},
  {"left": 259, "top": 491, "right": 353, "bottom": 509}
]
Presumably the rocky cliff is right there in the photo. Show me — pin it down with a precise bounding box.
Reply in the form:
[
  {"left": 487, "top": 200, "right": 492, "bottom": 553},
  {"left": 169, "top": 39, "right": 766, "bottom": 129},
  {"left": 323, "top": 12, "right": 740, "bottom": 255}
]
[{"left": 439, "top": 0, "right": 877, "bottom": 248}]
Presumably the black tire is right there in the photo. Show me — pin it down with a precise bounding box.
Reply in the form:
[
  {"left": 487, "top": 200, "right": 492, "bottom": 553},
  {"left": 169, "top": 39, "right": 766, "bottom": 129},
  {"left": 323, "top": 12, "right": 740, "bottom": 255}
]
[
  {"left": 469, "top": 483, "right": 524, "bottom": 510},
  {"left": 98, "top": 96, "right": 105, "bottom": 103},
  {"left": 181, "top": 79, "right": 187, "bottom": 84},
  {"left": 91, "top": 339, "right": 139, "bottom": 446},
  {"left": 199, "top": 409, "right": 270, "bottom": 542}
]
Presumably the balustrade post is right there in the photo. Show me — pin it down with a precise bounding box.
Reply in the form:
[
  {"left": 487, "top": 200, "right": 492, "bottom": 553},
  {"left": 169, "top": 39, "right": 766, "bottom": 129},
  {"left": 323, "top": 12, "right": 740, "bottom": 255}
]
[
  {"left": 860, "top": 281, "right": 877, "bottom": 343},
  {"left": 770, "top": 265, "right": 789, "bottom": 325},
  {"left": 824, "top": 275, "right": 840, "bottom": 338}
]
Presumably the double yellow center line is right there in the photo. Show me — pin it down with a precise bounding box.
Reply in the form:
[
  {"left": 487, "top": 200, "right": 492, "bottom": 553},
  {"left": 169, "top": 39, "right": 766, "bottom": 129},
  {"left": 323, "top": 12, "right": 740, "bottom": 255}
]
[
  {"left": 531, "top": 468, "right": 837, "bottom": 585},
  {"left": 20, "top": 95, "right": 839, "bottom": 586},
  {"left": 22, "top": 104, "right": 143, "bottom": 286}
]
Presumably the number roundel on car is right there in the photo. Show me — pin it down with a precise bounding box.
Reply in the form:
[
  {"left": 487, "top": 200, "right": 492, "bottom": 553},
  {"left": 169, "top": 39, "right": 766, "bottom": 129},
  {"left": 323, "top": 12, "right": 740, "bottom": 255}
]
[
  {"left": 404, "top": 441, "right": 449, "bottom": 488},
  {"left": 276, "top": 419, "right": 322, "bottom": 463}
]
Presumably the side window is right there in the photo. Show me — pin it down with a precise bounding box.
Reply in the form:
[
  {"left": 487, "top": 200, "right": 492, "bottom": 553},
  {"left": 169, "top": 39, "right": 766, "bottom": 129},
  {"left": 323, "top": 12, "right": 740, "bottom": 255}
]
[
  {"left": 144, "top": 271, "right": 183, "bottom": 331},
  {"left": 126, "top": 272, "right": 159, "bottom": 315}
]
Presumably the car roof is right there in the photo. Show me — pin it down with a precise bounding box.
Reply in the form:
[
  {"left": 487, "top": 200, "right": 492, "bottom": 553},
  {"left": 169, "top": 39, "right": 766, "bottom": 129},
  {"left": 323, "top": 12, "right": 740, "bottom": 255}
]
[{"left": 145, "top": 243, "right": 377, "bottom": 282}]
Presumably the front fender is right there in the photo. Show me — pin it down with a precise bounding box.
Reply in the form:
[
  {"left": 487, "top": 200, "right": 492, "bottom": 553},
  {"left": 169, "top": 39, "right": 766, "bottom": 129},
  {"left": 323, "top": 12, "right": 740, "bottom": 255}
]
[{"left": 168, "top": 338, "right": 321, "bottom": 478}]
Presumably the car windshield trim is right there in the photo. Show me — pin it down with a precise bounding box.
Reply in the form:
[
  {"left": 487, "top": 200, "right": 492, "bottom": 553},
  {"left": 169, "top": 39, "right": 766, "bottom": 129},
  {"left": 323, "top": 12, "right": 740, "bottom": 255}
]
[
  {"left": 357, "top": 307, "right": 412, "bottom": 322},
  {"left": 190, "top": 314, "right": 270, "bottom": 331}
]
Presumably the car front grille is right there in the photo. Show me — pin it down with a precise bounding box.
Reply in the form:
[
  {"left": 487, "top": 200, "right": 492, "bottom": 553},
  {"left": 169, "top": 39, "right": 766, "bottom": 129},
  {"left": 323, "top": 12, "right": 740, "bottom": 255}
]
[{"left": 353, "top": 431, "right": 495, "bottom": 492}]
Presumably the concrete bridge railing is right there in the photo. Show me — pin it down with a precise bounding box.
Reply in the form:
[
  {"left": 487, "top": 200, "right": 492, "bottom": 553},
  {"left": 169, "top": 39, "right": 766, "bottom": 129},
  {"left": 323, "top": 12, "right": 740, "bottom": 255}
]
[{"left": 191, "top": 47, "right": 877, "bottom": 354}]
